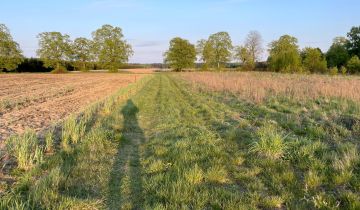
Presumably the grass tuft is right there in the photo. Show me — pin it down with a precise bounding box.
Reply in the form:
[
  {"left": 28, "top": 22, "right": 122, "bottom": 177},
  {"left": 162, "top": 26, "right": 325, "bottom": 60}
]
[
  {"left": 6, "top": 130, "right": 44, "bottom": 170},
  {"left": 250, "top": 122, "right": 287, "bottom": 159}
]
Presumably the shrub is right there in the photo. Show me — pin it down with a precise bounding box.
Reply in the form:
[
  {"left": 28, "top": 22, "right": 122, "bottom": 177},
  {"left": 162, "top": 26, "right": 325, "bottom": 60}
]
[
  {"left": 51, "top": 65, "right": 68, "bottom": 74},
  {"left": 340, "top": 66, "right": 347, "bottom": 75},
  {"left": 329, "top": 66, "right": 338, "bottom": 75},
  {"left": 6, "top": 130, "right": 44, "bottom": 170},
  {"left": 347, "top": 55, "right": 360, "bottom": 73}
]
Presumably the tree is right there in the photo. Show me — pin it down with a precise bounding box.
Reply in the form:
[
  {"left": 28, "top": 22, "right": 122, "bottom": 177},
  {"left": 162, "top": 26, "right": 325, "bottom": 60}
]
[
  {"left": 36, "top": 32, "right": 72, "bottom": 72},
  {"left": 196, "top": 39, "right": 214, "bottom": 69},
  {"left": 326, "top": 37, "right": 350, "bottom": 68},
  {"left": 72, "top": 37, "right": 94, "bottom": 71},
  {"left": 234, "top": 46, "right": 254, "bottom": 70},
  {"left": 197, "top": 32, "right": 233, "bottom": 69},
  {"left": 302, "top": 47, "right": 327, "bottom": 73},
  {"left": 347, "top": 55, "right": 360, "bottom": 73},
  {"left": 0, "top": 24, "right": 23, "bottom": 71},
  {"left": 268, "top": 35, "right": 301, "bottom": 72},
  {"left": 346, "top": 26, "right": 360, "bottom": 57},
  {"left": 244, "top": 31, "right": 263, "bottom": 64},
  {"left": 92, "top": 24, "right": 133, "bottom": 72},
  {"left": 164, "top": 37, "right": 196, "bottom": 71}
]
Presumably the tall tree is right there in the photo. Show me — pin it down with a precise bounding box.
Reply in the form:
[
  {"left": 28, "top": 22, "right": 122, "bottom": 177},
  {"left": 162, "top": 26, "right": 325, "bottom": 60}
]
[
  {"left": 268, "top": 35, "right": 301, "bottom": 72},
  {"left": 0, "top": 24, "right": 23, "bottom": 71},
  {"left": 302, "top": 47, "right": 327, "bottom": 73},
  {"left": 36, "top": 32, "right": 72, "bottom": 72},
  {"left": 244, "top": 31, "right": 263, "bottom": 64},
  {"left": 72, "top": 37, "right": 94, "bottom": 71},
  {"left": 164, "top": 37, "right": 196, "bottom": 71},
  {"left": 92, "top": 25, "right": 133, "bottom": 72},
  {"left": 326, "top": 37, "right": 350, "bottom": 68},
  {"left": 196, "top": 39, "right": 214, "bottom": 69},
  {"left": 346, "top": 26, "right": 360, "bottom": 57},
  {"left": 197, "top": 32, "right": 233, "bottom": 69},
  {"left": 207, "top": 32, "right": 233, "bottom": 69}
]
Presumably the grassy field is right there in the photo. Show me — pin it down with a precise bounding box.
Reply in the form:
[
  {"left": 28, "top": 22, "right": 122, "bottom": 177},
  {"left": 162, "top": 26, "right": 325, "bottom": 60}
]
[{"left": 1, "top": 73, "right": 360, "bottom": 209}]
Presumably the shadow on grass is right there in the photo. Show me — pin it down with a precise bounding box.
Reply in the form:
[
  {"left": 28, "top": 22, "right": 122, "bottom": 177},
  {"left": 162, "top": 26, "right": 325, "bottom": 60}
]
[{"left": 107, "top": 99, "right": 145, "bottom": 209}]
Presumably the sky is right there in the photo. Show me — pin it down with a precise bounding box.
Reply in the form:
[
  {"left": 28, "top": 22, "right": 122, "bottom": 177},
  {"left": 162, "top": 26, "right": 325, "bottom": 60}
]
[{"left": 1, "top": 0, "right": 359, "bottom": 63}]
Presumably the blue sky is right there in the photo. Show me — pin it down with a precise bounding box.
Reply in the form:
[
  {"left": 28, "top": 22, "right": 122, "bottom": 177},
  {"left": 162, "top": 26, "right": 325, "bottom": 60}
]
[{"left": 1, "top": 0, "right": 359, "bottom": 63}]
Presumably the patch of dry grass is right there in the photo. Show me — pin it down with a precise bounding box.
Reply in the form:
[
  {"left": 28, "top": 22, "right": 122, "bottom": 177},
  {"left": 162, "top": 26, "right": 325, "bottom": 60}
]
[{"left": 181, "top": 72, "right": 360, "bottom": 103}]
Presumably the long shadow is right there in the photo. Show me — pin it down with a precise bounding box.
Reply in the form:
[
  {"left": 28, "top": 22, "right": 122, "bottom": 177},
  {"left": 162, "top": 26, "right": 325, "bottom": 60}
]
[{"left": 107, "top": 99, "right": 145, "bottom": 209}]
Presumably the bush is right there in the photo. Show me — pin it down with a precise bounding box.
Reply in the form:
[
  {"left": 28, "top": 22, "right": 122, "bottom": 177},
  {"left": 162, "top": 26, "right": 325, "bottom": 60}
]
[
  {"left": 340, "top": 66, "right": 347, "bottom": 75},
  {"left": 51, "top": 65, "right": 68, "bottom": 74},
  {"left": 347, "top": 56, "right": 360, "bottom": 73},
  {"left": 329, "top": 66, "right": 338, "bottom": 75}
]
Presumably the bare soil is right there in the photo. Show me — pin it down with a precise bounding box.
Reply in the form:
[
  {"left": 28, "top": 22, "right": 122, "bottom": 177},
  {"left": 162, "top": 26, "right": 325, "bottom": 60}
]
[{"left": 0, "top": 73, "right": 145, "bottom": 143}]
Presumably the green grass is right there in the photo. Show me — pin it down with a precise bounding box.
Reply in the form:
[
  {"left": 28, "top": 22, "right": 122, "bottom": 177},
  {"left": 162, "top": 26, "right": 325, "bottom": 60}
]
[{"left": 1, "top": 73, "right": 360, "bottom": 209}]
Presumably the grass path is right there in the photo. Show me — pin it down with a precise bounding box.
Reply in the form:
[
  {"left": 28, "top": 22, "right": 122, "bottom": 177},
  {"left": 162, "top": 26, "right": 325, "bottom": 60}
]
[{"left": 105, "top": 74, "right": 246, "bottom": 209}]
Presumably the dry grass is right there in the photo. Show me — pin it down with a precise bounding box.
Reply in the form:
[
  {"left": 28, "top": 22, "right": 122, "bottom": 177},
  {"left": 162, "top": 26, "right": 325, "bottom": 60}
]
[{"left": 181, "top": 72, "right": 360, "bottom": 103}]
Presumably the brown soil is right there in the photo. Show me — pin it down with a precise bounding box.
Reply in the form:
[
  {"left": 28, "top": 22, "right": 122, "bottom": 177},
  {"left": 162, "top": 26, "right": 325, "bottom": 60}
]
[{"left": 0, "top": 73, "right": 145, "bottom": 143}]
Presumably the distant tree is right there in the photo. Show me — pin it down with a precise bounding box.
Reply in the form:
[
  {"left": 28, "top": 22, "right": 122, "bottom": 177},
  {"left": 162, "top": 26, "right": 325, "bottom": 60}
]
[
  {"left": 302, "top": 47, "right": 327, "bottom": 73},
  {"left": 346, "top": 26, "right": 360, "bottom": 57},
  {"left": 72, "top": 37, "right": 94, "bottom": 71},
  {"left": 234, "top": 46, "right": 254, "bottom": 70},
  {"left": 208, "top": 32, "right": 233, "bottom": 69},
  {"left": 196, "top": 39, "right": 213, "bottom": 69},
  {"left": 244, "top": 31, "right": 263, "bottom": 64},
  {"left": 347, "top": 55, "right": 360, "bottom": 73},
  {"left": 36, "top": 32, "right": 72, "bottom": 72},
  {"left": 268, "top": 35, "right": 302, "bottom": 72},
  {"left": 0, "top": 24, "right": 23, "bottom": 72},
  {"left": 164, "top": 37, "right": 196, "bottom": 71},
  {"left": 326, "top": 37, "right": 350, "bottom": 68},
  {"left": 197, "top": 32, "right": 233, "bottom": 69},
  {"left": 92, "top": 24, "right": 133, "bottom": 72}
]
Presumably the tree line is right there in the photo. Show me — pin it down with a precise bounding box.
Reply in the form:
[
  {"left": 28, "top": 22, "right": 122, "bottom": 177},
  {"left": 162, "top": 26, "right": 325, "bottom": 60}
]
[
  {"left": 1, "top": 23, "right": 360, "bottom": 74},
  {"left": 165, "top": 26, "right": 360, "bottom": 74},
  {"left": 0, "top": 24, "right": 133, "bottom": 73}
]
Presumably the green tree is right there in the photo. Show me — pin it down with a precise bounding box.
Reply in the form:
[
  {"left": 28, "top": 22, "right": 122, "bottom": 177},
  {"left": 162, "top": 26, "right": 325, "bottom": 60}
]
[
  {"left": 0, "top": 24, "right": 23, "bottom": 71},
  {"left": 268, "top": 35, "right": 301, "bottom": 72},
  {"left": 36, "top": 32, "right": 72, "bottom": 72},
  {"left": 164, "top": 37, "right": 196, "bottom": 71},
  {"left": 234, "top": 46, "right": 254, "bottom": 70},
  {"left": 196, "top": 39, "right": 214, "bottom": 70},
  {"left": 72, "top": 37, "right": 94, "bottom": 71},
  {"left": 92, "top": 25, "right": 133, "bottom": 72},
  {"left": 302, "top": 47, "right": 327, "bottom": 73},
  {"left": 197, "top": 32, "right": 233, "bottom": 69},
  {"left": 346, "top": 26, "right": 360, "bottom": 57},
  {"left": 347, "top": 55, "right": 360, "bottom": 73},
  {"left": 326, "top": 37, "right": 350, "bottom": 68}
]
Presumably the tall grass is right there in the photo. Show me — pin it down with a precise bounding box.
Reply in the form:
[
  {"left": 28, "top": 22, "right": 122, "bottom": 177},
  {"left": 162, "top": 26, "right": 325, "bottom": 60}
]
[
  {"left": 250, "top": 122, "right": 287, "bottom": 159},
  {"left": 182, "top": 72, "right": 360, "bottom": 103},
  {"left": 6, "top": 130, "right": 44, "bottom": 170}
]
